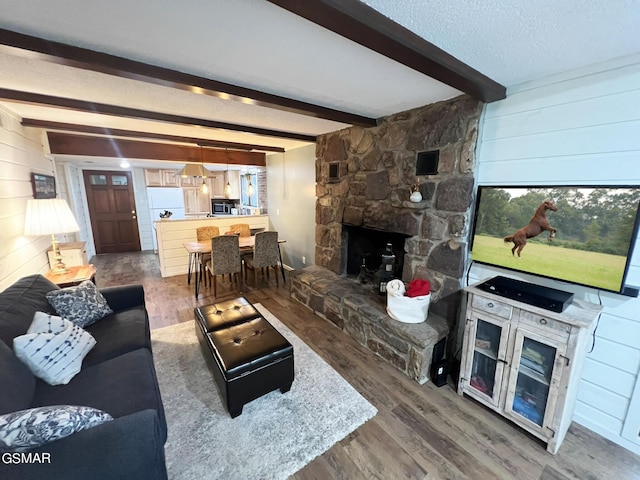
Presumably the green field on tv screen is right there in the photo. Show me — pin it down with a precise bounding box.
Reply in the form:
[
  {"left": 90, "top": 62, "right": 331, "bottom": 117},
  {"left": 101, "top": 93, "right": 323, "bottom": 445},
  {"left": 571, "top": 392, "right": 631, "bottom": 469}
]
[{"left": 472, "top": 235, "right": 626, "bottom": 292}]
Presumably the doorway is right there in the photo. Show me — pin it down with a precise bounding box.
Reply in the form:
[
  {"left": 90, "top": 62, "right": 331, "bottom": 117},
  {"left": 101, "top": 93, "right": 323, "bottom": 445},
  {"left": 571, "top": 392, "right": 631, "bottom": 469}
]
[{"left": 83, "top": 170, "right": 141, "bottom": 254}]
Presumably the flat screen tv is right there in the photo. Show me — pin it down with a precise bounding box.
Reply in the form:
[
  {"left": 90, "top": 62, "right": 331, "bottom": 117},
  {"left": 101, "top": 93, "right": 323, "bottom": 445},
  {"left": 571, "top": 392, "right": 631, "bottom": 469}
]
[{"left": 470, "top": 185, "right": 640, "bottom": 296}]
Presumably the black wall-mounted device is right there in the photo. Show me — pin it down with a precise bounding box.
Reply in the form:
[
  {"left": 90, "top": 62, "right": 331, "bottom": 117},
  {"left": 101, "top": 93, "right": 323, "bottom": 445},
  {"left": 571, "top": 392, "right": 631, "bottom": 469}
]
[{"left": 416, "top": 150, "right": 439, "bottom": 176}]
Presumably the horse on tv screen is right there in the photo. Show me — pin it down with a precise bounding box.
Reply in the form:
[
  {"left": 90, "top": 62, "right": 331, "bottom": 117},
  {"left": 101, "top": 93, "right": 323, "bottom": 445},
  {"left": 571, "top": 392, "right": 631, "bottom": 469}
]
[{"left": 504, "top": 200, "right": 558, "bottom": 257}]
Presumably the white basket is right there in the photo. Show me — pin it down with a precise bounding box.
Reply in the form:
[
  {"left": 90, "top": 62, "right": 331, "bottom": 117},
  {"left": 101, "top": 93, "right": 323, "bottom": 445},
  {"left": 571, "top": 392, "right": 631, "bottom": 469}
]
[{"left": 386, "top": 292, "right": 431, "bottom": 324}]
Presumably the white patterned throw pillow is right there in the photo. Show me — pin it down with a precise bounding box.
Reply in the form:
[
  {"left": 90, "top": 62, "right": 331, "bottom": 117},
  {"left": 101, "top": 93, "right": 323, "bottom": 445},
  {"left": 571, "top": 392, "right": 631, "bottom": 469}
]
[
  {"left": 46, "top": 280, "right": 113, "bottom": 327},
  {"left": 0, "top": 405, "right": 112, "bottom": 451},
  {"left": 13, "top": 312, "right": 96, "bottom": 385}
]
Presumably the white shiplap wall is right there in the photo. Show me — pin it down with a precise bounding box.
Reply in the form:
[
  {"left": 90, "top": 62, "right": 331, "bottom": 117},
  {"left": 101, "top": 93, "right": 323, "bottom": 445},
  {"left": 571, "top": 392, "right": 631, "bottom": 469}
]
[
  {"left": 472, "top": 54, "right": 640, "bottom": 454},
  {"left": 0, "top": 107, "right": 68, "bottom": 290}
]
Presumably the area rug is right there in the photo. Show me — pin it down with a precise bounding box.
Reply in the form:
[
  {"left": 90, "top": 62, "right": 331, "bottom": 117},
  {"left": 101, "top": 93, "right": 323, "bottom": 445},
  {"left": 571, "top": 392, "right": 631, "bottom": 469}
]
[{"left": 151, "top": 304, "right": 377, "bottom": 480}]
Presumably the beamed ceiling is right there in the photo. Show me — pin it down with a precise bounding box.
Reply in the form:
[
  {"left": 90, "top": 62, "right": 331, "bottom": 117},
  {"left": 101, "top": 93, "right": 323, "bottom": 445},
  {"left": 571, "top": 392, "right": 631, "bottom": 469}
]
[{"left": 0, "top": 0, "right": 638, "bottom": 170}]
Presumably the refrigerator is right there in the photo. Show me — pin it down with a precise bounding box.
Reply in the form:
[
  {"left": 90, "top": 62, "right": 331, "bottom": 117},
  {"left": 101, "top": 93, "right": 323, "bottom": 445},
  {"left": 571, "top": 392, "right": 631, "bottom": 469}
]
[{"left": 147, "top": 188, "right": 186, "bottom": 251}]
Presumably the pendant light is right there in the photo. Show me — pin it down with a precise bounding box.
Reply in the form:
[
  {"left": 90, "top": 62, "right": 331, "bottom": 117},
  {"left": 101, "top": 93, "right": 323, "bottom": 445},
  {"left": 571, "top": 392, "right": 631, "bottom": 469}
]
[
  {"left": 200, "top": 146, "right": 209, "bottom": 194},
  {"left": 224, "top": 150, "right": 232, "bottom": 198},
  {"left": 245, "top": 173, "right": 254, "bottom": 197},
  {"left": 224, "top": 176, "right": 232, "bottom": 198}
]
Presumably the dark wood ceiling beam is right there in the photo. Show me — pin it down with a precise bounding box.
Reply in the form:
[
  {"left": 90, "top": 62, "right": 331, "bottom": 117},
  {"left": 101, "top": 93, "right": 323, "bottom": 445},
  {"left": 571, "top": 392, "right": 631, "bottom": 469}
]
[
  {"left": 21, "top": 119, "right": 286, "bottom": 152},
  {"left": 266, "top": 0, "right": 506, "bottom": 103},
  {"left": 0, "top": 28, "right": 376, "bottom": 127},
  {"left": 47, "top": 132, "right": 267, "bottom": 166},
  {"left": 0, "top": 88, "right": 316, "bottom": 142}
]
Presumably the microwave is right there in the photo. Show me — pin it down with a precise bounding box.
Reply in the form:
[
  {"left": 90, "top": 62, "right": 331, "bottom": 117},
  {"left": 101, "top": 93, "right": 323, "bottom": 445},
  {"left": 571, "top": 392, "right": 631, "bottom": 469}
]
[{"left": 212, "top": 202, "right": 230, "bottom": 214}]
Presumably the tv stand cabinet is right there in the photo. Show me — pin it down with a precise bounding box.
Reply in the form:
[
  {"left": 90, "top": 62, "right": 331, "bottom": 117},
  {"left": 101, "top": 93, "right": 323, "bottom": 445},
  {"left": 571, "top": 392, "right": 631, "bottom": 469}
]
[{"left": 457, "top": 281, "right": 602, "bottom": 454}]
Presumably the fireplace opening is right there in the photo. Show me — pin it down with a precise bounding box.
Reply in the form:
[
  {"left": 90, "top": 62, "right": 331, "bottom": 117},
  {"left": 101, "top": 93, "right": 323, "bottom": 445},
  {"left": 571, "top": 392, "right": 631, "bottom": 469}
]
[{"left": 342, "top": 224, "right": 410, "bottom": 279}]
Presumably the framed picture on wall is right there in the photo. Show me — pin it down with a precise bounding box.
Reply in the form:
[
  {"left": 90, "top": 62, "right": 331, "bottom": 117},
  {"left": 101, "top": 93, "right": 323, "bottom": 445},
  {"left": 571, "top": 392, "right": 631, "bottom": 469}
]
[{"left": 31, "top": 173, "right": 57, "bottom": 199}]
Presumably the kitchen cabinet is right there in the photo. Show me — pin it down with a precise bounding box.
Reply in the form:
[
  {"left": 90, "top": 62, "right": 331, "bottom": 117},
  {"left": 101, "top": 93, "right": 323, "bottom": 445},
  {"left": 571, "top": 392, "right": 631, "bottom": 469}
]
[
  {"left": 209, "top": 174, "right": 226, "bottom": 198},
  {"left": 458, "top": 282, "right": 601, "bottom": 454},
  {"left": 205, "top": 171, "right": 240, "bottom": 199},
  {"left": 182, "top": 174, "right": 227, "bottom": 196},
  {"left": 144, "top": 169, "right": 179, "bottom": 187},
  {"left": 179, "top": 175, "right": 196, "bottom": 187},
  {"left": 162, "top": 170, "right": 179, "bottom": 187},
  {"left": 183, "top": 183, "right": 212, "bottom": 216}
]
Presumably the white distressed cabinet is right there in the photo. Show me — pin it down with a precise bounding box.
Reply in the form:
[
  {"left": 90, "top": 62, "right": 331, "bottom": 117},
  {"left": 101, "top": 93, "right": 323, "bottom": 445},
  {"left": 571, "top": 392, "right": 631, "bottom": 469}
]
[{"left": 458, "top": 282, "right": 602, "bottom": 454}]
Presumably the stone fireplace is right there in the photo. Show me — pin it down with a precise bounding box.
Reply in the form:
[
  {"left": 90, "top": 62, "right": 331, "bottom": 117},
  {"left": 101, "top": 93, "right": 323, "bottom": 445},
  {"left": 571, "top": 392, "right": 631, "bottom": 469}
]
[
  {"left": 315, "top": 94, "right": 482, "bottom": 301},
  {"left": 291, "top": 95, "right": 483, "bottom": 383}
]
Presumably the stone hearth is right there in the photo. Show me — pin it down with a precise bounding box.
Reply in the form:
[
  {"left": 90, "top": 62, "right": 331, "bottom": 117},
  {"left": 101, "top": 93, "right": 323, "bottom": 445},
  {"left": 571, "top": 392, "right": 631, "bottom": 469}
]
[{"left": 290, "top": 266, "right": 448, "bottom": 384}]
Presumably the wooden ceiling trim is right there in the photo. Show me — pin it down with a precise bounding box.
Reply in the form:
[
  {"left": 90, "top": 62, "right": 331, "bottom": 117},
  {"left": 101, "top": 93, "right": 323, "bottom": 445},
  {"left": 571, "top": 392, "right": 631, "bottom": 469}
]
[
  {"left": 21, "top": 119, "right": 286, "bottom": 152},
  {"left": 266, "top": 0, "right": 506, "bottom": 103},
  {"left": 0, "top": 28, "right": 376, "bottom": 127},
  {"left": 0, "top": 88, "right": 316, "bottom": 142},
  {"left": 47, "top": 132, "right": 267, "bottom": 166}
]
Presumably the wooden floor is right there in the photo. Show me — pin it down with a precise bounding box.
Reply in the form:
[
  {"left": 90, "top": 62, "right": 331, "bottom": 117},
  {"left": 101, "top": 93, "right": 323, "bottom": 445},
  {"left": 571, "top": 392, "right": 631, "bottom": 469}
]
[{"left": 92, "top": 251, "right": 640, "bottom": 480}]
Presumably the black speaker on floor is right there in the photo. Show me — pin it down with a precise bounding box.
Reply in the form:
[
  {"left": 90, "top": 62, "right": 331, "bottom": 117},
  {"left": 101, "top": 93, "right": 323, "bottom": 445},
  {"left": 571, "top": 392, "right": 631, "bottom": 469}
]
[{"left": 429, "top": 337, "right": 448, "bottom": 387}]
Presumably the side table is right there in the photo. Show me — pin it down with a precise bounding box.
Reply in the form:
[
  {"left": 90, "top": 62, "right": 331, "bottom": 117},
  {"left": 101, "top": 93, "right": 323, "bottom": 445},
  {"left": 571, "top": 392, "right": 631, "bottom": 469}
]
[{"left": 44, "top": 265, "right": 97, "bottom": 288}]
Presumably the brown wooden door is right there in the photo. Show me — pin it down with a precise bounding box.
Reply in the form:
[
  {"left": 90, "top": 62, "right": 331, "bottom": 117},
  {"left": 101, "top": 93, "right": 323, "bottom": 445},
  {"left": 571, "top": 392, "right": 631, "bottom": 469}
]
[{"left": 83, "top": 170, "right": 141, "bottom": 254}]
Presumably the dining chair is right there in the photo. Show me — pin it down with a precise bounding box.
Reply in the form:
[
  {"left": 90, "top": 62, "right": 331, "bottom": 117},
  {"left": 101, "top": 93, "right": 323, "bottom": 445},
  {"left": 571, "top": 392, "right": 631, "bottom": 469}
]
[
  {"left": 244, "top": 231, "right": 280, "bottom": 287},
  {"left": 228, "top": 223, "right": 251, "bottom": 237},
  {"left": 197, "top": 226, "right": 220, "bottom": 241},
  {"left": 205, "top": 234, "right": 242, "bottom": 297},
  {"left": 196, "top": 226, "right": 220, "bottom": 287}
]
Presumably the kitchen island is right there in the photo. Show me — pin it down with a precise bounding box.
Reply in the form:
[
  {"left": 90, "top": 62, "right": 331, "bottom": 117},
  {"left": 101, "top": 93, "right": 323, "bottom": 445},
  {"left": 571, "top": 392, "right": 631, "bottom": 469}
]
[{"left": 155, "top": 215, "right": 269, "bottom": 277}]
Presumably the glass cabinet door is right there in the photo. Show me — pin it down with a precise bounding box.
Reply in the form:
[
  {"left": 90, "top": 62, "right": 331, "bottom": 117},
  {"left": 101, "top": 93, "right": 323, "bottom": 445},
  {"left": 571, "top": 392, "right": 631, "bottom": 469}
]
[
  {"left": 504, "top": 329, "right": 566, "bottom": 432},
  {"left": 464, "top": 315, "right": 510, "bottom": 407}
]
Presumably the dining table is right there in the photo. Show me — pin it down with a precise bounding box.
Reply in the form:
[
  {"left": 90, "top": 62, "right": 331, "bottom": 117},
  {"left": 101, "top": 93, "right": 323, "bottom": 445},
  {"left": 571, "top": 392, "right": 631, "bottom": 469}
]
[{"left": 183, "top": 236, "right": 286, "bottom": 298}]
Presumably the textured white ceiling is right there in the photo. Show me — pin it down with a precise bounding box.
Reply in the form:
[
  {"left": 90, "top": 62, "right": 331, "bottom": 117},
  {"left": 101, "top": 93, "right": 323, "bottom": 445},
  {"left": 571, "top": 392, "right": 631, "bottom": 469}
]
[
  {"left": 0, "top": 0, "right": 638, "bottom": 167},
  {"left": 361, "top": 0, "right": 640, "bottom": 85}
]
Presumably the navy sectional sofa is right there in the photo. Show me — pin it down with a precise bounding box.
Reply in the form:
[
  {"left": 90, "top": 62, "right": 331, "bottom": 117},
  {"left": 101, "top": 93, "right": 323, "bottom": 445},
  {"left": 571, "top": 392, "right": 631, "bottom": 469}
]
[{"left": 0, "top": 274, "right": 167, "bottom": 480}]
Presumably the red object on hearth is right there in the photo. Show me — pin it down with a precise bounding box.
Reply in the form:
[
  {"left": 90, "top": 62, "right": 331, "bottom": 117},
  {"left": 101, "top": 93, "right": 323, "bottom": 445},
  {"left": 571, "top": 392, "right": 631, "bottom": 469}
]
[{"left": 406, "top": 279, "right": 430, "bottom": 297}]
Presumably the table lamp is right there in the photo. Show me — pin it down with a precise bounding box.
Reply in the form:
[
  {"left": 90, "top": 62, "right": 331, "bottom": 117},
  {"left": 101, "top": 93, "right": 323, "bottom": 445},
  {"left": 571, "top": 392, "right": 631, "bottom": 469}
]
[{"left": 24, "top": 198, "right": 80, "bottom": 274}]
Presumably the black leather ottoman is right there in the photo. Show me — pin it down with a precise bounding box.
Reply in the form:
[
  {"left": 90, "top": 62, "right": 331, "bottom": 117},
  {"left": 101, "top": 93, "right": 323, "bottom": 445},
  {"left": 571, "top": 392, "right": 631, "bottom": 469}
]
[
  {"left": 194, "top": 298, "right": 294, "bottom": 418},
  {"left": 195, "top": 297, "right": 261, "bottom": 331}
]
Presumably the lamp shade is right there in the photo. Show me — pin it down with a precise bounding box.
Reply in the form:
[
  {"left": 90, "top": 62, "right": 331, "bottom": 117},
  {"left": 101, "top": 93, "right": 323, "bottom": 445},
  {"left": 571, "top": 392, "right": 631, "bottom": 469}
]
[
  {"left": 177, "top": 163, "right": 215, "bottom": 178},
  {"left": 24, "top": 198, "right": 80, "bottom": 236}
]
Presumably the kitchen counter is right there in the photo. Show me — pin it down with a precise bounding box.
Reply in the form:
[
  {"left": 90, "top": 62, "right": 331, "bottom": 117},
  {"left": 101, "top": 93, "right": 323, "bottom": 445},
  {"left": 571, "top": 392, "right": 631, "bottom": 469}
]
[
  {"left": 159, "top": 214, "right": 268, "bottom": 222},
  {"left": 154, "top": 215, "right": 270, "bottom": 277}
]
